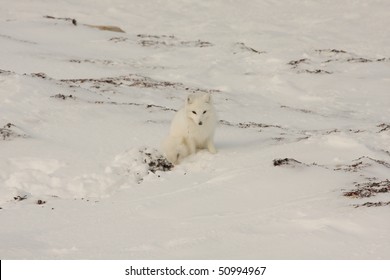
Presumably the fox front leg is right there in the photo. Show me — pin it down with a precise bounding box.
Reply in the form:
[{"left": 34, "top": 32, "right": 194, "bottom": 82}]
[
  {"left": 207, "top": 138, "right": 217, "bottom": 154},
  {"left": 185, "top": 138, "right": 196, "bottom": 155}
]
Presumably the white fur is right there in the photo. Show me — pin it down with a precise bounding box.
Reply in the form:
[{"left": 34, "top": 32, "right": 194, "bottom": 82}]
[{"left": 162, "top": 92, "right": 217, "bottom": 164}]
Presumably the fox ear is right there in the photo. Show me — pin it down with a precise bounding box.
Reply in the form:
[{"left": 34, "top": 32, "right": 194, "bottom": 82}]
[
  {"left": 204, "top": 93, "right": 211, "bottom": 103},
  {"left": 187, "top": 96, "right": 193, "bottom": 104}
]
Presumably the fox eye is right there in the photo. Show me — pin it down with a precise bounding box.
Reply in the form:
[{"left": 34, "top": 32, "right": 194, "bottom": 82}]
[
  {"left": 203, "top": 110, "right": 207, "bottom": 114},
  {"left": 192, "top": 111, "right": 197, "bottom": 114}
]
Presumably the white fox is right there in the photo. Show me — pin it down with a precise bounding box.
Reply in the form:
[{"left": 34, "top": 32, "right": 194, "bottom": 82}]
[{"left": 162, "top": 92, "right": 217, "bottom": 164}]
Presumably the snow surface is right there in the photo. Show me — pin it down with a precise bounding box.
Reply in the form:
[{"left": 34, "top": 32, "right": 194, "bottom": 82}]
[{"left": 1, "top": 0, "right": 390, "bottom": 259}]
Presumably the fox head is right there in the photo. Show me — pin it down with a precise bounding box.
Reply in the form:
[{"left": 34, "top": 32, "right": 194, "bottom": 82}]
[{"left": 185, "top": 93, "right": 213, "bottom": 126}]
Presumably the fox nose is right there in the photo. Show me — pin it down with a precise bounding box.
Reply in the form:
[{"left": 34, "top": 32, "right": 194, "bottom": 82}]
[{"left": 198, "top": 121, "right": 203, "bottom": 125}]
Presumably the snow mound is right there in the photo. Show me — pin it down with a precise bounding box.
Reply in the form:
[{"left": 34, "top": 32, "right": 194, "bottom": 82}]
[
  {"left": 1, "top": 147, "right": 173, "bottom": 205},
  {"left": 106, "top": 147, "right": 173, "bottom": 184}
]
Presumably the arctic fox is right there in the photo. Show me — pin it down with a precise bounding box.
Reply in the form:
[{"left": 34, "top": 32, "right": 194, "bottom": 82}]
[{"left": 162, "top": 92, "right": 217, "bottom": 164}]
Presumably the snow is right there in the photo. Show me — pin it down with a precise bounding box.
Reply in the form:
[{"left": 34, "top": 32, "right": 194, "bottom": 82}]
[{"left": 1, "top": 0, "right": 390, "bottom": 259}]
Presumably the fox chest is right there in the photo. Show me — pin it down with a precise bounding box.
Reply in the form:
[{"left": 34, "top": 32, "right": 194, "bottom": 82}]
[{"left": 186, "top": 124, "right": 210, "bottom": 143}]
